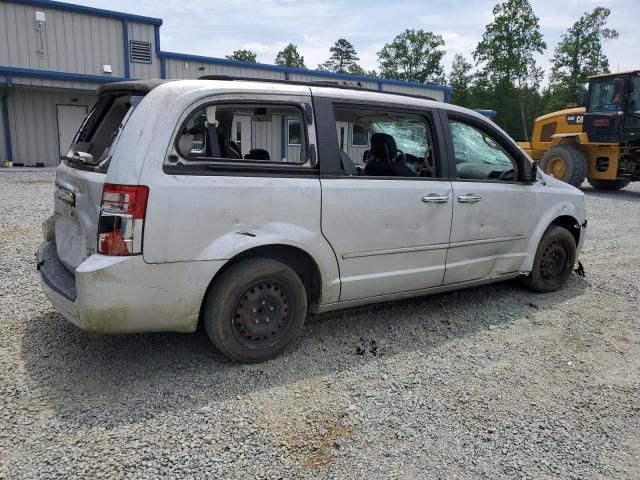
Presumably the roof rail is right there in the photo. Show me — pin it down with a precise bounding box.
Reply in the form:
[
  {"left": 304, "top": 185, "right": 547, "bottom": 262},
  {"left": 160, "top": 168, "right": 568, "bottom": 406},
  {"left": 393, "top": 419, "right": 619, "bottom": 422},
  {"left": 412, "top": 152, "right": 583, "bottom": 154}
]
[{"left": 197, "top": 75, "right": 437, "bottom": 102}]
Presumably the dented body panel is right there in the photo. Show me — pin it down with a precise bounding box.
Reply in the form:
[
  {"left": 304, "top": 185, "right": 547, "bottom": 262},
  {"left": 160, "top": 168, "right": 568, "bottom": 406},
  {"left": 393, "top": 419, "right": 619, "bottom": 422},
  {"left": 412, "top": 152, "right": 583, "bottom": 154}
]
[{"left": 39, "top": 79, "right": 586, "bottom": 336}]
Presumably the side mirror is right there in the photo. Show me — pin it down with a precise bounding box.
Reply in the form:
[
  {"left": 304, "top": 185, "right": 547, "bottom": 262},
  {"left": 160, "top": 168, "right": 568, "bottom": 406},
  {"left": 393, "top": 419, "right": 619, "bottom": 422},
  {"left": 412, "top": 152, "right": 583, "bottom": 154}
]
[{"left": 530, "top": 161, "right": 538, "bottom": 182}]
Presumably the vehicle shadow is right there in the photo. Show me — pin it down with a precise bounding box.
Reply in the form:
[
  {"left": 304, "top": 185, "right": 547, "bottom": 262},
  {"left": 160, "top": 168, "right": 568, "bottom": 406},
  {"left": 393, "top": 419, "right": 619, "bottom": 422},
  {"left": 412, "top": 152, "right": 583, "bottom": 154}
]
[
  {"left": 21, "top": 275, "right": 588, "bottom": 429},
  {"left": 581, "top": 186, "right": 640, "bottom": 203}
]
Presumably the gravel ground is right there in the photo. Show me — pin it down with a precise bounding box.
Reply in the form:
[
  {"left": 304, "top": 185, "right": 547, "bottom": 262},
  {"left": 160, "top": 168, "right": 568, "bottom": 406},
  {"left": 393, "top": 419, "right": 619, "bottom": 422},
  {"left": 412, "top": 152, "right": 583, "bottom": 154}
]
[{"left": 0, "top": 168, "right": 638, "bottom": 479}]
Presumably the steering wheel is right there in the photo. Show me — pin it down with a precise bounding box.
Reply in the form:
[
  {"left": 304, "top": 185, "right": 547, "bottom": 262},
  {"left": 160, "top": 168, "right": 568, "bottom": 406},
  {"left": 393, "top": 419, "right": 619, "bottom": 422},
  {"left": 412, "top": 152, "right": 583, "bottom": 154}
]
[{"left": 497, "top": 168, "right": 515, "bottom": 181}]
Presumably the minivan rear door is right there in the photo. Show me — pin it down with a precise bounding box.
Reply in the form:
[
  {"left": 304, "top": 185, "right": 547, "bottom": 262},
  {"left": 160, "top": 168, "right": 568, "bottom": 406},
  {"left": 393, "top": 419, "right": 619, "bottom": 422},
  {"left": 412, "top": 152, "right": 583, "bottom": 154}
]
[{"left": 53, "top": 82, "right": 157, "bottom": 272}]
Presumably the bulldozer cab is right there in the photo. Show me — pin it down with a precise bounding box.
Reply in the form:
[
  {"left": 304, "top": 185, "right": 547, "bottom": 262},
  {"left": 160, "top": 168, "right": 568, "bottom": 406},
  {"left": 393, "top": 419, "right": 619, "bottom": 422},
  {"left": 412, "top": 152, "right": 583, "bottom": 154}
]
[{"left": 584, "top": 71, "right": 640, "bottom": 144}]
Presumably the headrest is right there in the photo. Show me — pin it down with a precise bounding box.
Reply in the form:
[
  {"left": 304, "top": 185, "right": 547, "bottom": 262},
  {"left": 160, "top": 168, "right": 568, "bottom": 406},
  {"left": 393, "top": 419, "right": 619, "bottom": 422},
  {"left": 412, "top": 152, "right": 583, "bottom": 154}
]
[{"left": 370, "top": 133, "right": 397, "bottom": 161}]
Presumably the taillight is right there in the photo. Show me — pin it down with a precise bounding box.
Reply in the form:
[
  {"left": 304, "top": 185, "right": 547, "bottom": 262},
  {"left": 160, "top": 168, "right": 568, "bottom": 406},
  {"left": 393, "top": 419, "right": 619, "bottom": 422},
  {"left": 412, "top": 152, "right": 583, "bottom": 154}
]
[{"left": 98, "top": 184, "right": 149, "bottom": 256}]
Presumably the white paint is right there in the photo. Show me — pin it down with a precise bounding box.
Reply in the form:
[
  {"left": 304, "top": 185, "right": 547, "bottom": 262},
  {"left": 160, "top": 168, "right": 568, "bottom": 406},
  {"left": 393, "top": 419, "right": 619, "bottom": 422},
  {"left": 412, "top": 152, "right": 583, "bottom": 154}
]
[{"left": 56, "top": 104, "right": 87, "bottom": 158}]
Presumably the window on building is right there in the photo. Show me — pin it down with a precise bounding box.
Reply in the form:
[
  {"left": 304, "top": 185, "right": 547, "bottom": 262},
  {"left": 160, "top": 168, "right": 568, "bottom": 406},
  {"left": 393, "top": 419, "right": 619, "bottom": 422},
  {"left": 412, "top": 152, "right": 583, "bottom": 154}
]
[
  {"left": 352, "top": 124, "right": 369, "bottom": 146},
  {"left": 288, "top": 118, "right": 302, "bottom": 145}
]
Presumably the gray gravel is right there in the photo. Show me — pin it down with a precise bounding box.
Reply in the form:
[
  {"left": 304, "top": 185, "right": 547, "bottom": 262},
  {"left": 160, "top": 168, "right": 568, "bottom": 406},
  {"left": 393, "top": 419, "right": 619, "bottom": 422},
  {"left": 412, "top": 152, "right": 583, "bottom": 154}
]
[{"left": 1, "top": 168, "right": 639, "bottom": 479}]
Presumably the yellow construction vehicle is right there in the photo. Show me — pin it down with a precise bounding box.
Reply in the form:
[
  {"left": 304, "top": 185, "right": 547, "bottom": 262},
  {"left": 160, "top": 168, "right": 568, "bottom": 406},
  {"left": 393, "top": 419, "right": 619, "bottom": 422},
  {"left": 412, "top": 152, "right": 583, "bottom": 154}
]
[{"left": 519, "top": 70, "right": 640, "bottom": 189}]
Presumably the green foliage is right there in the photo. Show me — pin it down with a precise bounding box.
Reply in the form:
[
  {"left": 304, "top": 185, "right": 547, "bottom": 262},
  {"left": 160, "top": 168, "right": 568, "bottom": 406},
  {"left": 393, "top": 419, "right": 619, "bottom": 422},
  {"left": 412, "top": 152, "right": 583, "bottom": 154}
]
[
  {"left": 318, "top": 39, "right": 361, "bottom": 74},
  {"left": 474, "top": 0, "right": 546, "bottom": 88},
  {"left": 377, "top": 29, "right": 446, "bottom": 84},
  {"left": 225, "top": 49, "right": 257, "bottom": 63},
  {"left": 548, "top": 7, "right": 618, "bottom": 109},
  {"left": 449, "top": 54, "right": 474, "bottom": 105},
  {"left": 275, "top": 44, "right": 306, "bottom": 68}
]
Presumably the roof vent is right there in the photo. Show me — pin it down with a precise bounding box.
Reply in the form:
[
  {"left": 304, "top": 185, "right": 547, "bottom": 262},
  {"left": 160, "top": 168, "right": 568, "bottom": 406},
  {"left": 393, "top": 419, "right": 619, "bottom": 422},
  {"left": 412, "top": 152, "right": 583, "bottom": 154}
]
[{"left": 129, "top": 40, "right": 152, "bottom": 64}]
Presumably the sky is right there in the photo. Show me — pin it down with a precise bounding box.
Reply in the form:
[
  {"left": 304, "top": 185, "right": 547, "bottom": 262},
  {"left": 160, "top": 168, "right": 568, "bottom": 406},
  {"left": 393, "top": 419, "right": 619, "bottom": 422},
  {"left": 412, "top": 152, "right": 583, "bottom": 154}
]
[{"left": 84, "top": 0, "right": 639, "bottom": 82}]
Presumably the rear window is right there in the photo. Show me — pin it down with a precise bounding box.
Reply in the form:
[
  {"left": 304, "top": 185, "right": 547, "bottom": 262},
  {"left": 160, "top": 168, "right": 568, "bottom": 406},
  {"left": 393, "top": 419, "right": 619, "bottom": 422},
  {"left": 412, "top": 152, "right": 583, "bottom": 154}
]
[{"left": 66, "top": 93, "right": 144, "bottom": 171}]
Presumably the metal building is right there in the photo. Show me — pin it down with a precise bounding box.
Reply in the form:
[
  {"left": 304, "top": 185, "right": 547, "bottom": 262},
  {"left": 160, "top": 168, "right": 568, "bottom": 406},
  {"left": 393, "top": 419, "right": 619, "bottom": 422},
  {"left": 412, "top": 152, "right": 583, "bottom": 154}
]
[{"left": 0, "top": 0, "right": 452, "bottom": 167}]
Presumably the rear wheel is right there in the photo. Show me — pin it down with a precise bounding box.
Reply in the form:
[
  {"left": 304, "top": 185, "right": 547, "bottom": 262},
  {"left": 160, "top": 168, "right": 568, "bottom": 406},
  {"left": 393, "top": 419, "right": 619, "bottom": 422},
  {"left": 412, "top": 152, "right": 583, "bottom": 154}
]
[
  {"left": 587, "top": 178, "right": 631, "bottom": 191},
  {"left": 522, "top": 226, "right": 576, "bottom": 293},
  {"left": 539, "top": 145, "right": 587, "bottom": 188},
  {"left": 203, "top": 258, "right": 307, "bottom": 363}
]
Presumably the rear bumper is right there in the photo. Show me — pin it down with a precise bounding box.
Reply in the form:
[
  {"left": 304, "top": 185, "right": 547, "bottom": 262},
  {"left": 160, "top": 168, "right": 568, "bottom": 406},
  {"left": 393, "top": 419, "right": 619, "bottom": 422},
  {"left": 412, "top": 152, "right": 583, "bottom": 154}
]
[
  {"left": 36, "top": 242, "right": 81, "bottom": 327},
  {"left": 37, "top": 241, "right": 225, "bottom": 334}
]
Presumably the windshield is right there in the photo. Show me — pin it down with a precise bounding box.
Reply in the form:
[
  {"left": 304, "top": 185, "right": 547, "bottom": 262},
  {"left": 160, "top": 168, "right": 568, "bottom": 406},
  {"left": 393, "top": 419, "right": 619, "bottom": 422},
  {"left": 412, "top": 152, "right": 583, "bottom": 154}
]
[
  {"left": 67, "top": 93, "right": 144, "bottom": 169},
  {"left": 371, "top": 120, "right": 428, "bottom": 158},
  {"left": 589, "top": 77, "right": 625, "bottom": 112}
]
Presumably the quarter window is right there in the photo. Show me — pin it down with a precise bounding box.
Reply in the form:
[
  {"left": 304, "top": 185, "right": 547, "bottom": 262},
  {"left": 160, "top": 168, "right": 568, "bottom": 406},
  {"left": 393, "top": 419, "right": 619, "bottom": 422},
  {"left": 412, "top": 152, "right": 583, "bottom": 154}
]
[
  {"left": 176, "top": 103, "right": 308, "bottom": 164},
  {"left": 449, "top": 119, "right": 516, "bottom": 181}
]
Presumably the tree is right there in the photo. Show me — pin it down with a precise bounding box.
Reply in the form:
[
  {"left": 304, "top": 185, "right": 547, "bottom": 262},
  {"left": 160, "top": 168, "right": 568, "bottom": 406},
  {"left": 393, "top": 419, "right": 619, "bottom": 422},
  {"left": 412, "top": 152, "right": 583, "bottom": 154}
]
[
  {"left": 449, "top": 54, "right": 474, "bottom": 106},
  {"left": 318, "top": 39, "right": 361, "bottom": 74},
  {"left": 473, "top": 0, "right": 547, "bottom": 141},
  {"left": 225, "top": 49, "right": 257, "bottom": 63},
  {"left": 548, "top": 7, "right": 618, "bottom": 109},
  {"left": 377, "top": 29, "right": 446, "bottom": 84},
  {"left": 275, "top": 43, "right": 306, "bottom": 68}
]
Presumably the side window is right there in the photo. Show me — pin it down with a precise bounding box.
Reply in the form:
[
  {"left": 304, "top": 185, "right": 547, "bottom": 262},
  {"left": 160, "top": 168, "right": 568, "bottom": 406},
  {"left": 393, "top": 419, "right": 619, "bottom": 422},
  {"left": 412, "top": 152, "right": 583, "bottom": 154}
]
[
  {"left": 176, "top": 103, "right": 308, "bottom": 164},
  {"left": 449, "top": 119, "right": 517, "bottom": 181},
  {"left": 333, "top": 106, "right": 438, "bottom": 178}
]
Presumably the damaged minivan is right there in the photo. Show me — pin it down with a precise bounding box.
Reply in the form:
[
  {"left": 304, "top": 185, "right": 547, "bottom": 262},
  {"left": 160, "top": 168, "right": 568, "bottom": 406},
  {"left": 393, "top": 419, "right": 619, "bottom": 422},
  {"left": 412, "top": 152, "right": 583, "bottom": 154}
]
[{"left": 38, "top": 78, "right": 587, "bottom": 362}]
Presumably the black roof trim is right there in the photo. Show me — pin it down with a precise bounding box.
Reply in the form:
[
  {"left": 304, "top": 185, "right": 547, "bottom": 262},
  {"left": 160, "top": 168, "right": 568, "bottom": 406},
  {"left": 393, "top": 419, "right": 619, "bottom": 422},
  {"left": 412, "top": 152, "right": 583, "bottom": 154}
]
[{"left": 97, "top": 79, "right": 172, "bottom": 95}]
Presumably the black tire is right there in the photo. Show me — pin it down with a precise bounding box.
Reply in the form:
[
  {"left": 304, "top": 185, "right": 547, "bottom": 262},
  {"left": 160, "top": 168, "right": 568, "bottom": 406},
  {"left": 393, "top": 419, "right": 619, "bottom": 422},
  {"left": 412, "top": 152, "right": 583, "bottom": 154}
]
[
  {"left": 539, "top": 145, "right": 587, "bottom": 188},
  {"left": 587, "top": 178, "right": 631, "bottom": 191},
  {"left": 203, "top": 258, "right": 307, "bottom": 363},
  {"left": 521, "top": 226, "right": 577, "bottom": 293}
]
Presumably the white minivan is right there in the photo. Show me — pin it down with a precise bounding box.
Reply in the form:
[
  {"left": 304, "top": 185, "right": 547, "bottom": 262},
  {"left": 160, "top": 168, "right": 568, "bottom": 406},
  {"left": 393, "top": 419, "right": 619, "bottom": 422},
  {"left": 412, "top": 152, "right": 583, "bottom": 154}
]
[{"left": 38, "top": 78, "right": 586, "bottom": 362}]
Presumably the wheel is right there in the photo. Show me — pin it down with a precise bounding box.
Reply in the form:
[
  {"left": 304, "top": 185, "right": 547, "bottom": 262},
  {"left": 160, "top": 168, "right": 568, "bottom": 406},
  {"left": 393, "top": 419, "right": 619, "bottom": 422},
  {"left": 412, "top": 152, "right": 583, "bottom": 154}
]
[
  {"left": 203, "top": 258, "right": 307, "bottom": 363},
  {"left": 587, "top": 178, "right": 631, "bottom": 191},
  {"left": 539, "top": 145, "right": 587, "bottom": 188},
  {"left": 521, "top": 226, "right": 577, "bottom": 293}
]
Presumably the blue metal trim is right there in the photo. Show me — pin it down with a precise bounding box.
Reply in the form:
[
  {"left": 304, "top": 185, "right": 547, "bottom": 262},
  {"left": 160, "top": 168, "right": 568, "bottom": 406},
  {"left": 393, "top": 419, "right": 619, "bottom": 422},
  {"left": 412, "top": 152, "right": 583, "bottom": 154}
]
[
  {"left": 159, "top": 50, "right": 451, "bottom": 95},
  {"left": 154, "top": 25, "right": 161, "bottom": 54},
  {"left": 0, "top": 66, "right": 129, "bottom": 84},
  {"left": 2, "top": 89, "right": 14, "bottom": 163},
  {"left": 122, "top": 20, "right": 130, "bottom": 78},
  {"left": 281, "top": 115, "right": 287, "bottom": 161},
  {"left": 10, "top": 0, "right": 162, "bottom": 25},
  {"left": 378, "top": 82, "right": 383, "bottom": 91}
]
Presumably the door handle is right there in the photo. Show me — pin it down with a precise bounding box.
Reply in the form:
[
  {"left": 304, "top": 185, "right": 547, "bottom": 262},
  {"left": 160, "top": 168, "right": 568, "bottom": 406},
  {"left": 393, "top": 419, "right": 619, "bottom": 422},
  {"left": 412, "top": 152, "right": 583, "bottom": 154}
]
[
  {"left": 422, "top": 193, "right": 449, "bottom": 204},
  {"left": 457, "top": 194, "right": 482, "bottom": 204}
]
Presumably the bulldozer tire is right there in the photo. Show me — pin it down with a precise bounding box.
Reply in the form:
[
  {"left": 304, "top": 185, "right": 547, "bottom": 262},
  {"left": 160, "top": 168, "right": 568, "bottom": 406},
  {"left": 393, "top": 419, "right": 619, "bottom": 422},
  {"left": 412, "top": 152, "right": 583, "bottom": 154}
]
[
  {"left": 587, "top": 178, "right": 631, "bottom": 191},
  {"left": 539, "top": 145, "right": 587, "bottom": 188}
]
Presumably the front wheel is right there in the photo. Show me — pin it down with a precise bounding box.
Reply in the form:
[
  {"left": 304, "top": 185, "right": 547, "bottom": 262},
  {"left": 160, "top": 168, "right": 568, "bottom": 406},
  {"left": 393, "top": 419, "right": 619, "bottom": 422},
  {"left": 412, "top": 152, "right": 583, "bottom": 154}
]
[
  {"left": 539, "top": 145, "right": 587, "bottom": 188},
  {"left": 521, "top": 226, "right": 577, "bottom": 293},
  {"left": 587, "top": 178, "right": 630, "bottom": 191},
  {"left": 203, "top": 258, "right": 308, "bottom": 363}
]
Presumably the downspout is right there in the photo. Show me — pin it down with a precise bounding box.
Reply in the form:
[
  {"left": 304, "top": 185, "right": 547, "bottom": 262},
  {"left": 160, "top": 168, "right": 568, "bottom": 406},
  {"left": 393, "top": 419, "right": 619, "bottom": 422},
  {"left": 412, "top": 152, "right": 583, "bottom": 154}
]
[{"left": 2, "top": 76, "right": 14, "bottom": 165}]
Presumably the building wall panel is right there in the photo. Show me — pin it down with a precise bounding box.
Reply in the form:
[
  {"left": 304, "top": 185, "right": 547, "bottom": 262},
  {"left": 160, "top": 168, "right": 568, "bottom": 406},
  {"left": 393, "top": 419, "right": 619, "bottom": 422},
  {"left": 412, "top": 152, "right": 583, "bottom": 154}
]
[
  {"left": 380, "top": 83, "right": 445, "bottom": 102},
  {"left": 127, "top": 22, "right": 160, "bottom": 79},
  {"left": 7, "top": 88, "right": 96, "bottom": 166},
  {"left": 0, "top": 2, "right": 125, "bottom": 77}
]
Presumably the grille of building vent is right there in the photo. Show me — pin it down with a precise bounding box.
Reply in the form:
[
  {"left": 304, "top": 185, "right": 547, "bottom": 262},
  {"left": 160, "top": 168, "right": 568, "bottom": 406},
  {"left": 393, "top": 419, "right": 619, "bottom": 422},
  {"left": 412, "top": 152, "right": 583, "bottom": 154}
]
[{"left": 129, "top": 40, "right": 152, "bottom": 64}]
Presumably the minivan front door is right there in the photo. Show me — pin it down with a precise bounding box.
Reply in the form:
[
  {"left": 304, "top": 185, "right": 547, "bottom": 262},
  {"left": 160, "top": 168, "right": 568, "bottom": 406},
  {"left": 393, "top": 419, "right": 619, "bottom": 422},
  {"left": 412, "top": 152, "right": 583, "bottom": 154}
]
[{"left": 443, "top": 117, "right": 535, "bottom": 285}]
